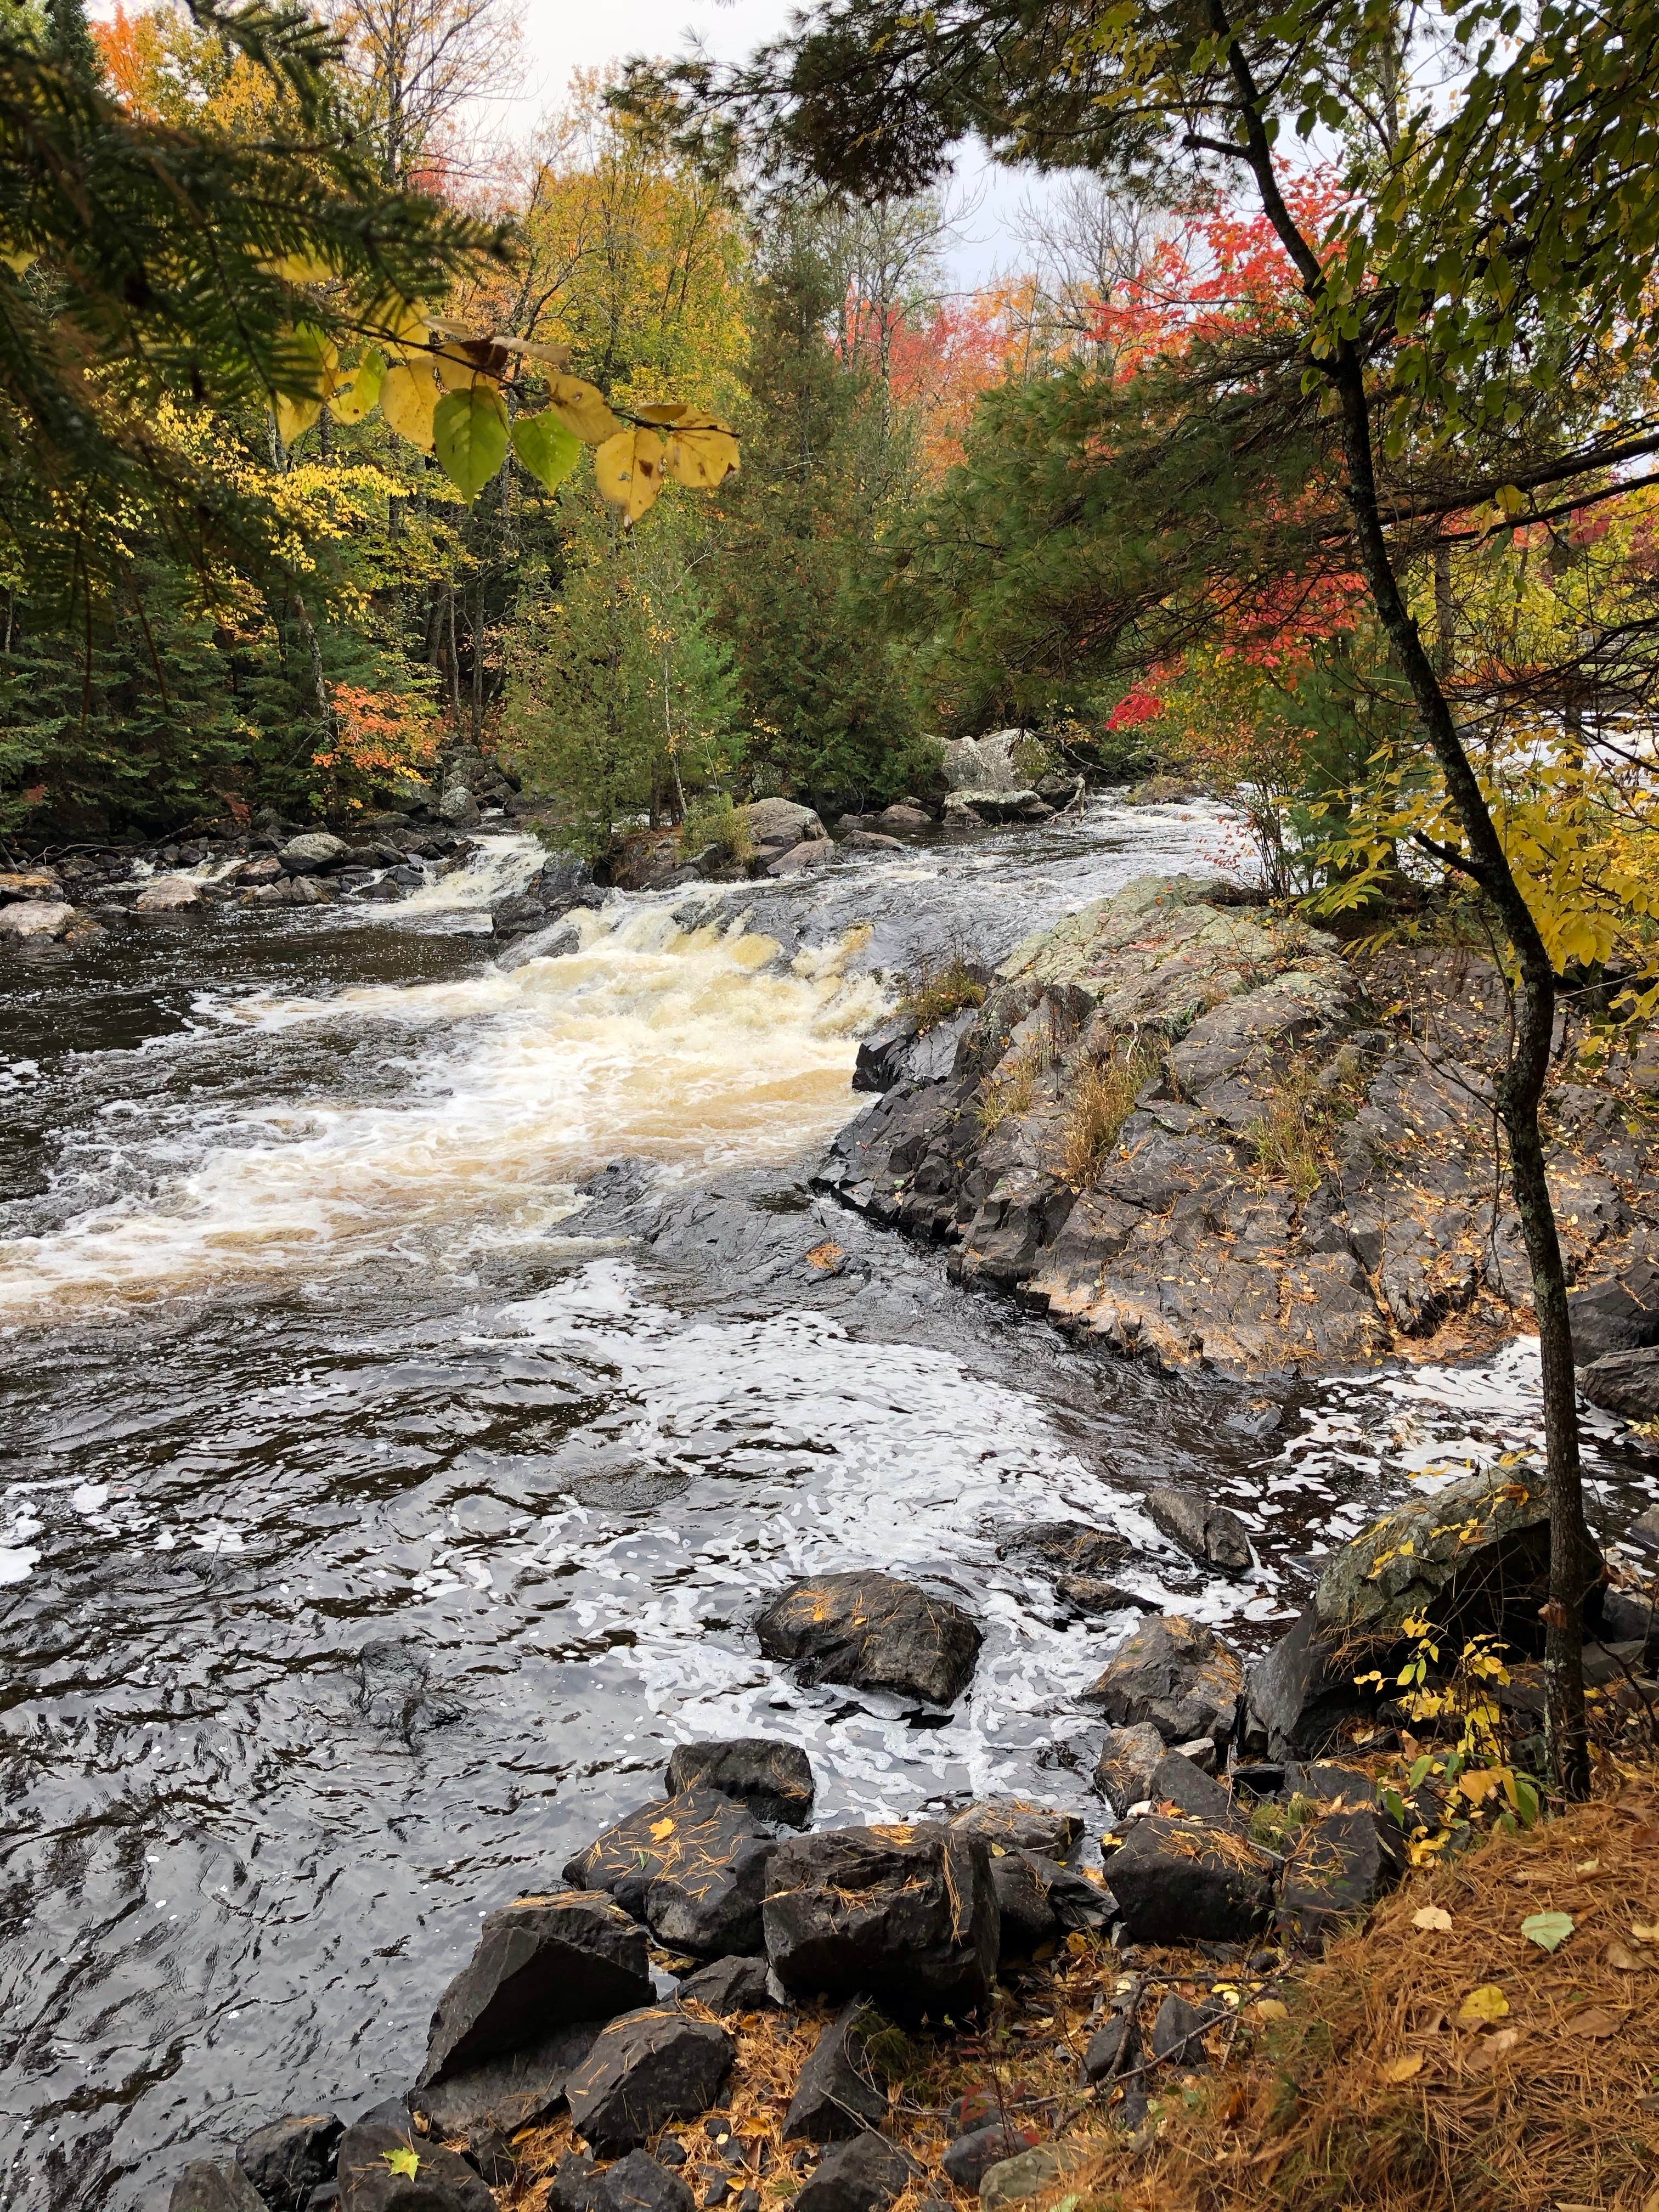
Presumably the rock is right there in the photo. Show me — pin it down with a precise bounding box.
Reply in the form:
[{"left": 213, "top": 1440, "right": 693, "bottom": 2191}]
[
  {"left": 563, "top": 1789, "right": 765, "bottom": 1919},
  {"left": 977, "top": 2141, "right": 1090, "bottom": 2209},
  {"left": 334, "top": 2120, "right": 493, "bottom": 2210},
  {"left": 1092, "top": 1723, "right": 1167, "bottom": 1814},
  {"left": 876, "top": 804, "right": 932, "bottom": 832},
  {"left": 1027, "top": 1854, "right": 1114, "bottom": 1933},
  {"left": 1147, "top": 1751, "right": 1237, "bottom": 1822},
  {"left": 942, "top": 2126, "right": 1038, "bottom": 2193},
  {"left": 1057, "top": 1576, "right": 1161, "bottom": 1616},
  {"left": 1629, "top": 1506, "right": 1659, "bottom": 1550},
  {"left": 594, "top": 2150, "right": 696, "bottom": 2212},
  {"left": 767, "top": 838, "right": 835, "bottom": 877},
  {"left": 1081, "top": 2011, "right": 1138, "bottom": 2083},
  {"left": 1005, "top": 1521, "right": 1131, "bottom": 1579},
  {"left": 236, "top": 2113, "right": 343, "bottom": 2210},
  {"left": 0, "top": 870, "right": 62, "bottom": 900},
  {"left": 279, "top": 832, "right": 347, "bottom": 873},
  {"left": 170, "top": 2164, "right": 267, "bottom": 2212},
  {"left": 419, "top": 1890, "right": 653, "bottom": 2087},
  {"left": 794, "top": 2136, "right": 918, "bottom": 2212},
  {"left": 136, "top": 876, "right": 204, "bottom": 912},
  {"left": 764, "top": 1822, "right": 998, "bottom": 2015},
  {"left": 1599, "top": 1587, "right": 1659, "bottom": 1651},
  {"left": 782, "top": 1999, "right": 891, "bottom": 2140},
  {"left": 646, "top": 1835, "right": 777, "bottom": 1959},
  {"left": 1144, "top": 1488, "right": 1254, "bottom": 1575},
  {"left": 988, "top": 1850, "right": 1060, "bottom": 1961},
  {"left": 1568, "top": 1262, "right": 1659, "bottom": 1362},
  {"left": 1581, "top": 1346, "right": 1659, "bottom": 1421},
  {"left": 438, "top": 787, "right": 480, "bottom": 829},
  {"left": 409, "top": 2019, "right": 602, "bottom": 2144},
  {"left": 950, "top": 1798, "right": 1083, "bottom": 1860},
  {"left": 0, "top": 898, "right": 75, "bottom": 938},
  {"left": 676, "top": 1955, "right": 772, "bottom": 2013},
  {"left": 853, "top": 1015, "right": 924, "bottom": 1094},
  {"left": 565, "top": 2006, "right": 735, "bottom": 2153},
  {"left": 1150, "top": 1993, "right": 1220, "bottom": 2069},
  {"left": 944, "top": 788, "right": 1050, "bottom": 825},
  {"left": 1276, "top": 1807, "right": 1405, "bottom": 1946},
  {"left": 843, "top": 831, "right": 906, "bottom": 852},
  {"left": 235, "top": 856, "right": 284, "bottom": 885},
  {"left": 551, "top": 2151, "right": 604, "bottom": 2212},
  {"left": 754, "top": 1570, "right": 983, "bottom": 1707},
  {"left": 1082, "top": 1615, "right": 1245, "bottom": 1746},
  {"left": 746, "top": 798, "right": 826, "bottom": 855},
  {"left": 664, "top": 1740, "right": 816, "bottom": 1829},
  {"left": 942, "top": 731, "right": 1024, "bottom": 794},
  {"left": 1105, "top": 1815, "right": 1277, "bottom": 1945}
]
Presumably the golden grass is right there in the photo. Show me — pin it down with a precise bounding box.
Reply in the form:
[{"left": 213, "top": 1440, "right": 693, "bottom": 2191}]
[
  {"left": 978, "top": 1043, "right": 1045, "bottom": 1134},
  {"left": 1060, "top": 1040, "right": 1158, "bottom": 1188},
  {"left": 898, "top": 957, "right": 989, "bottom": 1035}
]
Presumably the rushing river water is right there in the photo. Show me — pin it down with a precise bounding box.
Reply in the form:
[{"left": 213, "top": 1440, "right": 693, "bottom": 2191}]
[{"left": 2, "top": 798, "right": 1656, "bottom": 2210}]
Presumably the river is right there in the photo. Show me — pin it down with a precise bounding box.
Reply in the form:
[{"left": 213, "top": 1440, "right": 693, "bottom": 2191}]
[{"left": 1, "top": 798, "right": 1650, "bottom": 2208}]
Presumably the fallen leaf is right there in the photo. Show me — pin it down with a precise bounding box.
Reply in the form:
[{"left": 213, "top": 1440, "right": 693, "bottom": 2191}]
[
  {"left": 1465, "top": 2028, "right": 1520, "bottom": 2072},
  {"left": 1458, "top": 1985, "right": 1511, "bottom": 2025},
  {"left": 649, "top": 1818, "right": 675, "bottom": 1842},
  {"left": 383, "top": 2148, "right": 421, "bottom": 2177},
  {"left": 1065, "top": 1933, "right": 1089, "bottom": 1957},
  {"left": 1575, "top": 1857, "right": 1601, "bottom": 1874},
  {"left": 1255, "top": 1999, "right": 1289, "bottom": 2023},
  {"left": 1606, "top": 1941, "right": 1655, "bottom": 1972},
  {"left": 1380, "top": 2052, "right": 1424, "bottom": 2082},
  {"left": 1413, "top": 1906, "right": 1453, "bottom": 1932},
  {"left": 1632, "top": 1921, "right": 1659, "bottom": 1943},
  {"left": 1521, "top": 1910, "right": 1576, "bottom": 1952},
  {"left": 1567, "top": 2006, "right": 1622, "bottom": 2039}
]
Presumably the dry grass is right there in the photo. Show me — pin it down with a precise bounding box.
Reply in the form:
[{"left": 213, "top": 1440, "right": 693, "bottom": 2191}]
[
  {"left": 898, "top": 956, "right": 989, "bottom": 1035},
  {"left": 978, "top": 1042, "right": 1046, "bottom": 1133},
  {"left": 1060, "top": 1040, "right": 1158, "bottom": 1188}
]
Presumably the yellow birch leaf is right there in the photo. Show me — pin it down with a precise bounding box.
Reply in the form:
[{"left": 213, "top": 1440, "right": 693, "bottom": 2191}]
[
  {"left": 1412, "top": 1906, "right": 1453, "bottom": 1932},
  {"left": 433, "top": 386, "right": 509, "bottom": 500},
  {"left": 2, "top": 244, "right": 36, "bottom": 275},
  {"left": 274, "top": 392, "right": 321, "bottom": 445},
  {"left": 1457, "top": 1985, "right": 1510, "bottom": 2024},
  {"left": 548, "top": 376, "right": 622, "bottom": 445},
  {"left": 383, "top": 2147, "right": 421, "bottom": 2176},
  {"left": 1380, "top": 2052, "right": 1424, "bottom": 2082},
  {"left": 595, "top": 428, "right": 665, "bottom": 523},
  {"left": 637, "top": 402, "right": 690, "bottom": 424},
  {"left": 1254, "top": 1998, "right": 1289, "bottom": 2022},
  {"left": 329, "top": 347, "right": 385, "bottom": 425},
  {"left": 380, "top": 359, "right": 443, "bottom": 453},
  {"left": 663, "top": 415, "right": 740, "bottom": 490}
]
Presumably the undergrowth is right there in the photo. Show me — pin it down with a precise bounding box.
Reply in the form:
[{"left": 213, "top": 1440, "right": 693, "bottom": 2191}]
[
  {"left": 978, "top": 1041, "right": 1045, "bottom": 1133},
  {"left": 679, "top": 793, "right": 752, "bottom": 865},
  {"left": 898, "top": 954, "right": 988, "bottom": 1034},
  {"left": 1245, "top": 1049, "right": 1367, "bottom": 1202},
  {"left": 1060, "top": 1036, "right": 1158, "bottom": 1187}
]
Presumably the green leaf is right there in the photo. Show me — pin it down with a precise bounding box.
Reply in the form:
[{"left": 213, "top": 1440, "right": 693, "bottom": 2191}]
[
  {"left": 511, "top": 408, "right": 581, "bottom": 494},
  {"left": 383, "top": 2147, "right": 421, "bottom": 2177},
  {"left": 433, "top": 385, "right": 507, "bottom": 500},
  {"left": 1521, "top": 1909, "right": 1575, "bottom": 1952}
]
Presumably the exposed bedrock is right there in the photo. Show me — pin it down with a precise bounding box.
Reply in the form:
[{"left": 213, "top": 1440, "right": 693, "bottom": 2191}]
[{"left": 816, "top": 872, "right": 1659, "bottom": 1378}]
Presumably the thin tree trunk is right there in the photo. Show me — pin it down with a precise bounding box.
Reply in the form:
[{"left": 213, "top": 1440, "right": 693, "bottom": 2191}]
[{"left": 1434, "top": 543, "right": 1455, "bottom": 677}]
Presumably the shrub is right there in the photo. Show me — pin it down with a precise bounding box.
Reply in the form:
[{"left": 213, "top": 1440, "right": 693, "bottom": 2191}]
[{"left": 680, "top": 792, "right": 753, "bottom": 865}]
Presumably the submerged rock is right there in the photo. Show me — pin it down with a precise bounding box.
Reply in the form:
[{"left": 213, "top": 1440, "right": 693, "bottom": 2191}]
[
  {"left": 755, "top": 1570, "right": 983, "bottom": 1707},
  {"left": 764, "top": 1822, "right": 998, "bottom": 2015},
  {"left": 1082, "top": 1615, "right": 1244, "bottom": 1746},
  {"left": 565, "top": 2007, "right": 735, "bottom": 2153},
  {"left": 664, "top": 1739, "right": 816, "bottom": 1829}
]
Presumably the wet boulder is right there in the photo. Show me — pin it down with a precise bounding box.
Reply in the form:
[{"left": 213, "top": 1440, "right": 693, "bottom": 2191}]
[
  {"left": 768, "top": 838, "right": 836, "bottom": 877},
  {"left": 764, "top": 1822, "right": 998, "bottom": 2015},
  {"left": 782, "top": 1999, "right": 891, "bottom": 2140},
  {"left": 279, "top": 832, "right": 347, "bottom": 874},
  {"left": 1569, "top": 1262, "right": 1659, "bottom": 1362},
  {"left": 1580, "top": 1345, "right": 1659, "bottom": 1422},
  {"left": 1091, "top": 1723, "right": 1167, "bottom": 1815},
  {"left": 409, "top": 2019, "right": 602, "bottom": 2146},
  {"left": 595, "top": 2150, "right": 696, "bottom": 2212},
  {"left": 755, "top": 1570, "right": 983, "bottom": 1707},
  {"left": 0, "top": 897, "right": 78, "bottom": 939},
  {"left": 235, "top": 2113, "right": 343, "bottom": 2210},
  {"left": 419, "top": 1891, "right": 652, "bottom": 2087},
  {"left": 646, "top": 1835, "right": 778, "bottom": 1959},
  {"left": 950, "top": 1798, "right": 1083, "bottom": 1860},
  {"left": 1144, "top": 1488, "right": 1254, "bottom": 1575},
  {"left": 988, "top": 1850, "right": 1060, "bottom": 1961},
  {"left": 676, "top": 1955, "right": 772, "bottom": 2013},
  {"left": 136, "top": 876, "right": 204, "bottom": 912},
  {"left": 941, "top": 2125, "right": 1039, "bottom": 2193},
  {"left": 794, "top": 2136, "right": 918, "bottom": 2212},
  {"left": 333, "top": 2120, "right": 493, "bottom": 2210},
  {"left": 665, "top": 1739, "right": 816, "bottom": 1829},
  {"left": 746, "top": 797, "right": 826, "bottom": 861},
  {"left": 564, "top": 1788, "right": 764, "bottom": 1919},
  {"left": 1082, "top": 1616, "right": 1245, "bottom": 1747},
  {"left": 1276, "top": 1807, "right": 1406, "bottom": 1948},
  {"left": 877, "top": 803, "right": 932, "bottom": 833},
  {"left": 170, "top": 2164, "right": 266, "bottom": 2212},
  {"left": 565, "top": 2006, "right": 735, "bottom": 2153},
  {"left": 438, "top": 787, "right": 480, "bottom": 830},
  {"left": 1105, "top": 1815, "right": 1278, "bottom": 1945}
]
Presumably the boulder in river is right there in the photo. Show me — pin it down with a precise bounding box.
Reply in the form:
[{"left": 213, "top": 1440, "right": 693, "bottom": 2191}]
[
  {"left": 136, "top": 876, "right": 204, "bottom": 912},
  {"left": 792, "top": 2134, "right": 918, "bottom": 2212},
  {"left": 1106, "top": 1814, "right": 1278, "bottom": 1945},
  {"left": 782, "top": 1998, "right": 891, "bottom": 2140},
  {"left": 235, "top": 2112, "right": 343, "bottom": 2210},
  {"left": 768, "top": 838, "right": 835, "bottom": 877},
  {"left": 664, "top": 1739, "right": 816, "bottom": 1828},
  {"left": 1568, "top": 1262, "right": 1659, "bottom": 1362},
  {"left": 1082, "top": 1615, "right": 1245, "bottom": 1746},
  {"left": 279, "top": 832, "right": 347, "bottom": 873},
  {"left": 763, "top": 1822, "right": 998, "bottom": 2015},
  {"left": 409, "top": 2018, "right": 602, "bottom": 2146},
  {"left": 170, "top": 2163, "right": 266, "bottom": 2212},
  {"left": 949, "top": 1797, "right": 1082, "bottom": 1860},
  {"left": 564, "top": 1788, "right": 765, "bottom": 1919},
  {"left": 565, "top": 2006, "right": 735, "bottom": 2152},
  {"left": 1580, "top": 1345, "right": 1659, "bottom": 1421},
  {"left": 419, "top": 1891, "right": 652, "bottom": 2087},
  {"left": 755, "top": 1570, "right": 983, "bottom": 1707},
  {"left": 334, "top": 2117, "right": 493, "bottom": 2210},
  {"left": 1144, "top": 1487, "right": 1254, "bottom": 1574}
]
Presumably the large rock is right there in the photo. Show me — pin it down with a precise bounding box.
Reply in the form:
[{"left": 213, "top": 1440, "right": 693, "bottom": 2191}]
[
  {"left": 764, "top": 1822, "right": 998, "bottom": 2015},
  {"left": 1146, "top": 1751, "right": 1237, "bottom": 1822},
  {"left": 792, "top": 2136, "right": 917, "bottom": 2212},
  {"left": 987, "top": 1850, "right": 1059, "bottom": 1961},
  {"left": 1092, "top": 1723, "right": 1168, "bottom": 1815},
  {"left": 438, "top": 787, "right": 479, "bottom": 830},
  {"left": 1276, "top": 1807, "right": 1405, "bottom": 1947},
  {"left": 646, "top": 1835, "right": 777, "bottom": 1959},
  {"left": 334, "top": 2119, "right": 493, "bottom": 2210},
  {"left": 767, "top": 838, "right": 835, "bottom": 877},
  {"left": 565, "top": 2006, "right": 735, "bottom": 2152},
  {"left": 563, "top": 1789, "right": 764, "bottom": 1919},
  {"left": 1568, "top": 1262, "right": 1659, "bottom": 1362},
  {"left": 942, "top": 730, "right": 1024, "bottom": 794},
  {"left": 1144, "top": 1488, "right": 1254, "bottom": 1574},
  {"left": 746, "top": 798, "right": 825, "bottom": 857},
  {"left": 1105, "top": 1815, "right": 1278, "bottom": 1945},
  {"left": 1082, "top": 1615, "right": 1244, "bottom": 1746},
  {"left": 170, "top": 2165, "right": 266, "bottom": 2212},
  {"left": 949, "top": 1798, "right": 1082, "bottom": 1860},
  {"left": 595, "top": 2151, "right": 695, "bottom": 2212},
  {"left": 279, "top": 832, "right": 347, "bottom": 873},
  {"left": 676, "top": 1955, "right": 772, "bottom": 2013},
  {"left": 0, "top": 898, "right": 75, "bottom": 938},
  {"left": 942, "top": 2126, "right": 1040, "bottom": 2194},
  {"left": 977, "top": 2142, "right": 1091, "bottom": 2210},
  {"left": 235, "top": 2113, "right": 343, "bottom": 2209},
  {"left": 136, "top": 876, "right": 204, "bottom": 912},
  {"left": 419, "top": 1891, "right": 652, "bottom": 2087},
  {"left": 664, "top": 1739, "right": 816, "bottom": 1829},
  {"left": 782, "top": 1999, "right": 891, "bottom": 2140},
  {"left": 1081, "top": 2010, "right": 1138, "bottom": 2083},
  {"left": 409, "top": 2019, "right": 601, "bottom": 2145},
  {"left": 755, "top": 1571, "right": 983, "bottom": 1707},
  {"left": 1580, "top": 1345, "right": 1659, "bottom": 1421}
]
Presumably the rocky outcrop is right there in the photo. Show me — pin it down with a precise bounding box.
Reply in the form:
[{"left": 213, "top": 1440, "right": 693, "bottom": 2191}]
[
  {"left": 755, "top": 1571, "right": 983, "bottom": 1707},
  {"left": 817, "top": 874, "right": 1659, "bottom": 1377}
]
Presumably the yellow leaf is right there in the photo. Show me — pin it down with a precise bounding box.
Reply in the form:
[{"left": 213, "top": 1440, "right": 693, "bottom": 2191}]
[
  {"left": 1457, "top": 1985, "right": 1510, "bottom": 2025},
  {"left": 1412, "top": 1906, "right": 1453, "bottom": 1932},
  {"left": 1, "top": 244, "right": 36, "bottom": 276},
  {"left": 274, "top": 392, "right": 320, "bottom": 445},
  {"left": 383, "top": 2147, "right": 421, "bottom": 2177},
  {"left": 1459, "top": 1768, "right": 1503, "bottom": 1807},
  {"left": 548, "top": 375, "right": 622, "bottom": 445},
  {"left": 1632, "top": 1922, "right": 1659, "bottom": 1943},
  {"left": 664, "top": 415, "right": 740, "bottom": 490},
  {"left": 637, "top": 402, "right": 690, "bottom": 424},
  {"left": 649, "top": 1818, "right": 675, "bottom": 1842},
  {"left": 1065, "top": 1932, "right": 1089, "bottom": 1957},
  {"left": 595, "top": 428, "right": 665, "bottom": 524},
  {"left": 1380, "top": 2052, "right": 1424, "bottom": 2082},
  {"left": 380, "top": 359, "right": 443, "bottom": 453},
  {"left": 1254, "top": 1998, "right": 1288, "bottom": 2023},
  {"left": 329, "top": 347, "right": 385, "bottom": 425}
]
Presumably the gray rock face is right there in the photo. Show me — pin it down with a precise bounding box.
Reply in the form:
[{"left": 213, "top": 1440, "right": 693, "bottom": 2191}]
[
  {"left": 1568, "top": 1263, "right": 1659, "bottom": 1362},
  {"left": 564, "top": 1788, "right": 764, "bottom": 1920},
  {"left": 438, "top": 787, "right": 480, "bottom": 829},
  {"left": 334, "top": 2119, "right": 494, "bottom": 2210},
  {"left": 949, "top": 1797, "right": 1082, "bottom": 1860},
  {"left": 565, "top": 2006, "right": 735, "bottom": 2152},
  {"left": 745, "top": 798, "right": 825, "bottom": 855},
  {"left": 767, "top": 838, "right": 836, "bottom": 877},
  {"left": 1144, "top": 1488, "right": 1254, "bottom": 1574},
  {"left": 987, "top": 1850, "right": 1059, "bottom": 1960},
  {"left": 279, "top": 832, "right": 347, "bottom": 873},
  {"left": 1105, "top": 1815, "right": 1277, "bottom": 1945},
  {"left": 419, "top": 1890, "right": 652, "bottom": 2087},
  {"left": 1146, "top": 1751, "right": 1237, "bottom": 1822},
  {"left": 764, "top": 1824, "right": 998, "bottom": 2015},
  {"left": 942, "top": 730, "right": 1025, "bottom": 793},
  {"left": 1581, "top": 1345, "right": 1659, "bottom": 1420},
  {"left": 665, "top": 1739, "right": 816, "bottom": 1828},
  {"left": 676, "top": 1955, "right": 772, "bottom": 2013},
  {"left": 755, "top": 1570, "right": 983, "bottom": 1707},
  {"left": 1082, "top": 1615, "right": 1244, "bottom": 1745},
  {"left": 792, "top": 2135, "right": 918, "bottom": 2212},
  {"left": 941, "top": 2126, "right": 1036, "bottom": 2193},
  {"left": 136, "top": 876, "right": 204, "bottom": 912},
  {"left": 235, "top": 2113, "right": 343, "bottom": 2209},
  {"left": 1276, "top": 1807, "right": 1406, "bottom": 1947},
  {"left": 170, "top": 2163, "right": 266, "bottom": 2212},
  {"left": 594, "top": 2149, "right": 697, "bottom": 2212},
  {"left": 977, "top": 2141, "right": 1091, "bottom": 2210},
  {"left": 782, "top": 1999, "right": 891, "bottom": 2140},
  {"left": 646, "top": 1835, "right": 778, "bottom": 1960},
  {"left": 409, "top": 2018, "right": 602, "bottom": 2144}
]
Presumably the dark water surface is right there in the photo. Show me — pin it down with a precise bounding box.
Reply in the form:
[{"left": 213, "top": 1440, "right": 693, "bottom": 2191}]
[{"left": 2, "top": 804, "right": 1654, "bottom": 2209}]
